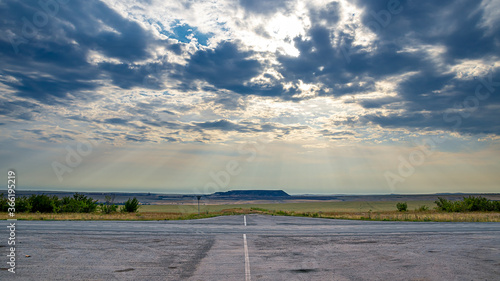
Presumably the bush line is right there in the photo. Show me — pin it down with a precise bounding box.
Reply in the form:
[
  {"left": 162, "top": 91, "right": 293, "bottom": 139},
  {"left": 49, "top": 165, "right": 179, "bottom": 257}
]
[{"left": 0, "top": 193, "right": 140, "bottom": 214}]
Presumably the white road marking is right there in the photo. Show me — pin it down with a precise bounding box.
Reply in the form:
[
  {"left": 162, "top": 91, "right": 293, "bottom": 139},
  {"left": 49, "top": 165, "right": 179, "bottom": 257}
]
[
  {"left": 243, "top": 234, "right": 251, "bottom": 281},
  {"left": 244, "top": 215, "right": 247, "bottom": 226}
]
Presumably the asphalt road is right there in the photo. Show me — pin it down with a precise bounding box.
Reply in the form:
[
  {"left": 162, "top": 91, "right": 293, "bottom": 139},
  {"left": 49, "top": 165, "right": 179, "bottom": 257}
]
[{"left": 2, "top": 215, "right": 500, "bottom": 280}]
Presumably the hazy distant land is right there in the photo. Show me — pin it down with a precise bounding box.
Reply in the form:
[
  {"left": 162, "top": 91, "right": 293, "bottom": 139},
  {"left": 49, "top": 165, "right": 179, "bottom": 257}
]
[{"left": 10, "top": 190, "right": 500, "bottom": 205}]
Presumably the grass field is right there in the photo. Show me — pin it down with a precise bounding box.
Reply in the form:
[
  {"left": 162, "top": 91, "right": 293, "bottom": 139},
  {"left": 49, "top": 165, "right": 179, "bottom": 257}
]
[
  {"left": 140, "top": 200, "right": 436, "bottom": 213},
  {"left": 2, "top": 200, "right": 500, "bottom": 222}
]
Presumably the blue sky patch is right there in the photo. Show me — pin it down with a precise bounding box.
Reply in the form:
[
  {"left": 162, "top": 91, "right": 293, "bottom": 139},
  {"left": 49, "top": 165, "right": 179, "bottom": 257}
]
[{"left": 155, "top": 20, "right": 211, "bottom": 46}]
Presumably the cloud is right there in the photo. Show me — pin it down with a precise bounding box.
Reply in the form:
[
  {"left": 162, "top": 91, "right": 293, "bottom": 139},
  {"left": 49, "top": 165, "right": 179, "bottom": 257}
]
[
  {"left": 125, "top": 134, "right": 151, "bottom": 142},
  {"left": 203, "top": 91, "right": 247, "bottom": 110},
  {"left": 356, "top": 1, "right": 498, "bottom": 62},
  {"left": 0, "top": 0, "right": 171, "bottom": 103},
  {"left": 190, "top": 119, "right": 308, "bottom": 138},
  {"left": 0, "top": 0, "right": 499, "bottom": 144},
  {"left": 104, "top": 118, "right": 129, "bottom": 125},
  {"left": 192, "top": 119, "right": 276, "bottom": 133},
  {"left": 308, "top": 1, "right": 341, "bottom": 25},
  {"left": 275, "top": 0, "right": 500, "bottom": 134},
  {"left": 238, "top": 0, "right": 293, "bottom": 15},
  {"left": 181, "top": 41, "right": 265, "bottom": 94},
  {"left": 22, "top": 128, "right": 75, "bottom": 143},
  {"left": 193, "top": 119, "right": 242, "bottom": 131},
  {"left": 98, "top": 61, "right": 171, "bottom": 90},
  {"left": 0, "top": 99, "right": 40, "bottom": 121}
]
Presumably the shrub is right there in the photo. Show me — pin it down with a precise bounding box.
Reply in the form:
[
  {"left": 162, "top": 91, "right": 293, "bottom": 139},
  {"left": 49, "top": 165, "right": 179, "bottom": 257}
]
[
  {"left": 51, "top": 193, "right": 98, "bottom": 213},
  {"left": 16, "top": 196, "right": 32, "bottom": 212},
  {"left": 0, "top": 194, "right": 8, "bottom": 212},
  {"left": 100, "top": 203, "right": 118, "bottom": 214},
  {"left": 60, "top": 196, "right": 79, "bottom": 212},
  {"left": 276, "top": 210, "right": 289, "bottom": 216},
  {"left": 436, "top": 197, "right": 465, "bottom": 212},
  {"left": 29, "top": 194, "right": 57, "bottom": 213},
  {"left": 1, "top": 194, "right": 32, "bottom": 213},
  {"left": 462, "top": 196, "right": 493, "bottom": 211},
  {"left": 100, "top": 195, "right": 118, "bottom": 214},
  {"left": 396, "top": 202, "right": 407, "bottom": 212},
  {"left": 435, "top": 197, "right": 454, "bottom": 212},
  {"left": 121, "top": 197, "right": 140, "bottom": 213},
  {"left": 435, "top": 196, "right": 500, "bottom": 212},
  {"left": 417, "top": 205, "right": 429, "bottom": 212},
  {"left": 73, "top": 193, "right": 98, "bottom": 213},
  {"left": 0, "top": 193, "right": 116, "bottom": 214}
]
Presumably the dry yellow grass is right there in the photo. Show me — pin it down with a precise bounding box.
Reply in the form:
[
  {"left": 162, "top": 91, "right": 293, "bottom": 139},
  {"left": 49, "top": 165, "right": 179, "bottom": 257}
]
[
  {"left": 288, "top": 210, "right": 500, "bottom": 222},
  {"left": 140, "top": 200, "right": 436, "bottom": 213},
  {"left": 1, "top": 208, "right": 499, "bottom": 222},
  {"left": 0, "top": 208, "right": 262, "bottom": 221}
]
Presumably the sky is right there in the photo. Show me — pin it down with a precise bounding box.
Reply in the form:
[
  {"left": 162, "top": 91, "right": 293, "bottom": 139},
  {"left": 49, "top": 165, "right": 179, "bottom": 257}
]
[{"left": 0, "top": 0, "right": 499, "bottom": 195}]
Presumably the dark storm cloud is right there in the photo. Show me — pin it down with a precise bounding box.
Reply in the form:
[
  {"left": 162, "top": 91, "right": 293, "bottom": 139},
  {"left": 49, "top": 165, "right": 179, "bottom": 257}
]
[
  {"left": 98, "top": 61, "right": 171, "bottom": 90},
  {"left": 1, "top": 0, "right": 499, "bottom": 137},
  {"left": 191, "top": 119, "right": 305, "bottom": 134},
  {"left": 348, "top": 0, "right": 500, "bottom": 102},
  {"left": 355, "top": 0, "right": 498, "bottom": 62},
  {"left": 104, "top": 118, "right": 129, "bottom": 125},
  {"left": 55, "top": 1, "right": 151, "bottom": 62},
  {"left": 0, "top": 99, "right": 40, "bottom": 121},
  {"left": 0, "top": 71, "right": 100, "bottom": 104},
  {"left": 181, "top": 41, "right": 285, "bottom": 96},
  {"left": 363, "top": 69, "right": 500, "bottom": 135},
  {"left": 0, "top": 0, "right": 174, "bottom": 103},
  {"left": 273, "top": 0, "right": 500, "bottom": 134},
  {"left": 364, "top": 108, "right": 500, "bottom": 136},
  {"left": 348, "top": 0, "right": 500, "bottom": 134},
  {"left": 278, "top": 25, "right": 424, "bottom": 96},
  {"left": 194, "top": 119, "right": 243, "bottom": 131},
  {"left": 357, "top": 97, "right": 402, "bottom": 109}
]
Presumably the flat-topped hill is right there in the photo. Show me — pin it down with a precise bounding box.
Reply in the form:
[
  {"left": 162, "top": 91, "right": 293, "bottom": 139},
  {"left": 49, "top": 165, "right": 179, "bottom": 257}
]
[
  {"left": 8, "top": 190, "right": 500, "bottom": 204},
  {"left": 212, "top": 190, "right": 290, "bottom": 197}
]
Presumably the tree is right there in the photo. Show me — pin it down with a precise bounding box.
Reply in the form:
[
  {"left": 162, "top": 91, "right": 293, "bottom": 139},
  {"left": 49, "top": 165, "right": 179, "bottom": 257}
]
[
  {"left": 396, "top": 202, "right": 407, "bottom": 212},
  {"left": 121, "top": 197, "right": 140, "bottom": 213}
]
